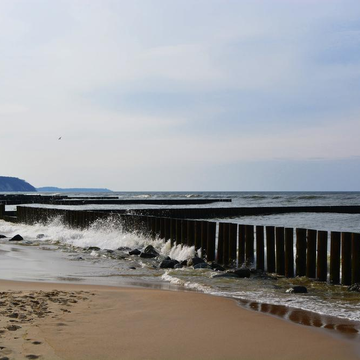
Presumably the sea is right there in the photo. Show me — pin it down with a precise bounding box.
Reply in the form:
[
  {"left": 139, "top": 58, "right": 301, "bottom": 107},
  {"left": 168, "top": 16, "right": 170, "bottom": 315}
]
[{"left": 1, "top": 191, "right": 360, "bottom": 334}]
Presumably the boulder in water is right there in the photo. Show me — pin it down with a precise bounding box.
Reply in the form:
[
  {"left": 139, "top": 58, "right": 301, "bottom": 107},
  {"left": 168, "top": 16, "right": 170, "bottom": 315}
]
[
  {"left": 210, "top": 262, "right": 225, "bottom": 271},
  {"left": 160, "top": 259, "right": 179, "bottom": 269},
  {"left": 194, "top": 263, "right": 212, "bottom": 269},
  {"left": 187, "top": 257, "right": 206, "bottom": 267},
  {"left": 85, "top": 246, "right": 100, "bottom": 251},
  {"left": 0, "top": 234, "right": 7, "bottom": 239},
  {"left": 9, "top": 234, "right": 23, "bottom": 241},
  {"left": 348, "top": 283, "right": 360, "bottom": 292},
  {"left": 140, "top": 245, "right": 159, "bottom": 258},
  {"left": 286, "top": 286, "right": 308, "bottom": 294},
  {"left": 36, "top": 234, "right": 45, "bottom": 239},
  {"left": 129, "top": 249, "right": 141, "bottom": 256}
]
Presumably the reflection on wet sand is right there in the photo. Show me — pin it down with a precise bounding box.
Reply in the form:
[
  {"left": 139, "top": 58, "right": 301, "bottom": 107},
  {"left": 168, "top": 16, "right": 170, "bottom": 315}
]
[{"left": 239, "top": 299, "right": 360, "bottom": 339}]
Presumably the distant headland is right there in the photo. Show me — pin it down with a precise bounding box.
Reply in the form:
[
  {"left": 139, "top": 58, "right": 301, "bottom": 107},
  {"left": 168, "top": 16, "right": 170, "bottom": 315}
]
[
  {"left": 0, "top": 176, "right": 37, "bottom": 192},
  {"left": 37, "top": 187, "right": 113, "bottom": 193}
]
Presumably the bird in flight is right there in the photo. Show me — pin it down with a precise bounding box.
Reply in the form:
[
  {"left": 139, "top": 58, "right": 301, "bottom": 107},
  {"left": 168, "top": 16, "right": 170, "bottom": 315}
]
[{"left": 58, "top": 137, "right": 62, "bottom": 140}]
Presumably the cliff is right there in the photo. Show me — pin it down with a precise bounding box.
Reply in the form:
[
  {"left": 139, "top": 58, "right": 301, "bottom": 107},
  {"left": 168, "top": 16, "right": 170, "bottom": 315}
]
[{"left": 0, "top": 176, "right": 37, "bottom": 192}]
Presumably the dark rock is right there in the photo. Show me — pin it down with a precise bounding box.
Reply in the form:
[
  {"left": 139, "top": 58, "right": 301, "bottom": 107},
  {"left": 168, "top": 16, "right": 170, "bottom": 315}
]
[
  {"left": 286, "top": 286, "right": 308, "bottom": 294},
  {"left": 165, "top": 256, "right": 171, "bottom": 261},
  {"left": 348, "top": 283, "right": 360, "bottom": 292},
  {"left": 105, "top": 249, "right": 114, "bottom": 254},
  {"left": 160, "top": 259, "right": 179, "bottom": 269},
  {"left": 210, "top": 262, "right": 225, "bottom": 271},
  {"left": 36, "top": 234, "right": 45, "bottom": 239},
  {"left": 9, "top": 234, "right": 23, "bottom": 241},
  {"left": 0, "top": 235, "right": 7, "bottom": 239},
  {"left": 180, "top": 260, "right": 188, "bottom": 266},
  {"left": 233, "top": 268, "right": 251, "bottom": 278},
  {"left": 212, "top": 272, "right": 239, "bottom": 279},
  {"left": 187, "top": 257, "right": 206, "bottom": 267},
  {"left": 174, "top": 263, "right": 183, "bottom": 269},
  {"left": 194, "top": 263, "right": 212, "bottom": 269},
  {"left": 140, "top": 245, "right": 159, "bottom": 258},
  {"left": 117, "top": 246, "right": 132, "bottom": 251},
  {"left": 129, "top": 249, "right": 141, "bottom": 256},
  {"left": 85, "top": 246, "right": 100, "bottom": 251},
  {"left": 129, "top": 267, "right": 136, "bottom": 270}
]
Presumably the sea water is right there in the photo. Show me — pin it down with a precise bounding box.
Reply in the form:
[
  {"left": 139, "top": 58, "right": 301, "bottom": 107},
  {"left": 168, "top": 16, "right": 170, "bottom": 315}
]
[{"left": 1, "top": 191, "right": 360, "bottom": 326}]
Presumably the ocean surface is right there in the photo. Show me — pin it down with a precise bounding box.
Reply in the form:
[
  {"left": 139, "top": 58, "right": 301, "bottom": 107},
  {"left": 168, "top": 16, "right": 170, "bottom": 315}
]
[{"left": 1, "top": 191, "right": 360, "bottom": 329}]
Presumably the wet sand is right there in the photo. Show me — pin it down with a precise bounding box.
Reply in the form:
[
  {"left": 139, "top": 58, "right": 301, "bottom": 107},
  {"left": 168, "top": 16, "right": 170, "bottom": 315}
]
[{"left": 0, "top": 279, "right": 359, "bottom": 360}]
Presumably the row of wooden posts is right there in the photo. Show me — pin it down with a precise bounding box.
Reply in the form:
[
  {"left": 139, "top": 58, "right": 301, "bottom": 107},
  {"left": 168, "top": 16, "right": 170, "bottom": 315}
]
[{"left": 11, "top": 206, "right": 360, "bottom": 286}]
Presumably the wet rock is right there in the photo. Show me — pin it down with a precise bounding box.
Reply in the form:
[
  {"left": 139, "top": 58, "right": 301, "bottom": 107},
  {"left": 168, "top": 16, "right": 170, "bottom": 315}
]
[
  {"left": 105, "top": 249, "right": 114, "bottom": 254},
  {"left": 160, "top": 259, "right": 179, "bottom": 269},
  {"left": 210, "top": 262, "right": 225, "bottom": 271},
  {"left": 36, "top": 234, "right": 45, "bottom": 239},
  {"left": 187, "top": 257, "right": 206, "bottom": 267},
  {"left": 174, "top": 263, "right": 183, "bottom": 269},
  {"left": 286, "top": 286, "right": 308, "bottom": 294},
  {"left": 140, "top": 245, "right": 159, "bottom": 258},
  {"left": 117, "top": 246, "right": 131, "bottom": 251},
  {"left": 233, "top": 268, "right": 251, "bottom": 278},
  {"left": 212, "top": 272, "right": 239, "bottom": 279},
  {"left": 348, "top": 283, "right": 360, "bottom": 292},
  {"left": 180, "top": 260, "right": 188, "bottom": 266},
  {"left": 129, "top": 249, "right": 141, "bottom": 256},
  {"left": 194, "top": 263, "right": 212, "bottom": 269},
  {"left": 9, "top": 234, "right": 23, "bottom": 241},
  {"left": 129, "top": 267, "right": 136, "bottom": 270},
  {"left": 85, "top": 246, "right": 100, "bottom": 251},
  {"left": 0, "top": 234, "right": 7, "bottom": 239}
]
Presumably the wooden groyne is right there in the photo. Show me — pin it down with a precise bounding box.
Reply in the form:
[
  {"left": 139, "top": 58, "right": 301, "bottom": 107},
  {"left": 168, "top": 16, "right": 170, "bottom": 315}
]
[{"left": 10, "top": 206, "right": 360, "bottom": 286}]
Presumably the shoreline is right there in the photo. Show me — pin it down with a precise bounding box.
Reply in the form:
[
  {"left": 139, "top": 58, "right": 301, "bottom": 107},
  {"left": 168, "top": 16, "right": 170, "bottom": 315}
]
[{"left": 0, "top": 279, "right": 359, "bottom": 360}]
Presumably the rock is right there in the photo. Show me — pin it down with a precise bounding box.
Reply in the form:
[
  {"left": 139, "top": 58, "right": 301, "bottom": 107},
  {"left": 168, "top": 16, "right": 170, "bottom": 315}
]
[
  {"left": 129, "top": 267, "right": 136, "bottom": 270},
  {"left": 348, "top": 283, "right": 360, "bottom": 292},
  {"left": 117, "top": 246, "right": 132, "bottom": 251},
  {"left": 36, "top": 234, "right": 45, "bottom": 239},
  {"left": 9, "top": 234, "right": 23, "bottom": 241},
  {"left": 212, "top": 268, "right": 251, "bottom": 279},
  {"left": 160, "top": 259, "right": 179, "bottom": 269},
  {"left": 180, "top": 260, "right": 188, "bottom": 266},
  {"left": 286, "top": 286, "right": 308, "bottom": 294},
  {"left": 0, "top": 235, "right": 7, "bottom": 239},
  {"left": 187, "top": 257, "right": 206, "bottom": 267},
  {"left": 194, "top": 263, "right": 211, "bottom": 269},
  {"left": 233, "top": 268, "right": 251, "bottom": 278},
  {"left": 174, "top": 263, "right": 183, "bottom": 269},
  {"left": 85, "top": 246, "right": 100, "bottom": 251},
  {"left": 210, "top": 262, "right": 225, "bottom": 271},
  {"left": 140, "top": 245, "right": 159, "bottom": 258},
  {"left": 129, "top": 249, "right": 141, "bottom": 256},
  {"left": 105, "top": 249, "right": 114, "bottom": 254}
]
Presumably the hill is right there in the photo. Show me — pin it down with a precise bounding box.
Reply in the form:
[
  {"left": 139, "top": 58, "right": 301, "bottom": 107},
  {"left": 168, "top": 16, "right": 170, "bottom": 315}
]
[
  {"left": 0, "top": 176, "right": 37, "bottom": 192},
  {"left": 37, "top": 187, "right": 112, "bottom": 193}
]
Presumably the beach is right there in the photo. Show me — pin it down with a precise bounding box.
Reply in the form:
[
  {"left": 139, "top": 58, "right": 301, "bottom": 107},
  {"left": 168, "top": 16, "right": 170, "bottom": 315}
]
[{"left": 1, "top": 279, "right": 359, "bottom": 360}]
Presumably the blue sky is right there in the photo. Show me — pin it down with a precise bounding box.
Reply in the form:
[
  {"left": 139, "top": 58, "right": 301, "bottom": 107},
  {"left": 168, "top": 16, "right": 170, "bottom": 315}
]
[{"left": 1, "top": 0, "right": 360, "bottom": 190}]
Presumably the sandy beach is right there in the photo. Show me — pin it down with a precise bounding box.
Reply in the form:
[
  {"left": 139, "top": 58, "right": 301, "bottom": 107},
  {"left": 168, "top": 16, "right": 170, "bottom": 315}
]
[{"left": 0, "top": 279, "right": 358, "bottom": 360}]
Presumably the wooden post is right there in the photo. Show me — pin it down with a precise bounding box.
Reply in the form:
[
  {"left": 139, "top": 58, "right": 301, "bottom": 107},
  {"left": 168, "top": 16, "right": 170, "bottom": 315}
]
[
  {"left": 187, "top": 220, "right": 195, "bottom": 247},
  {"left": 306, "top": 229, "right": 317, "bottom": 278},
  {"left": 229, "top": 223, "right": 237, "bottom": 266},
  {"left": 155, "top": 217, "right": 161, "bottom": 238},
  {"left": 317, "top": 231, "right": 328, "bottom": 281},
  {"left": 218, "top": 222, "right": 225, "bottom": 265},
  {"left": 341, "top": 232, "right": 352, "bottom": 285},
  {"left": 352, "top": 233, "right": 360, "bottom": 284},
  {"left": 176, "top": 219, "right": 181, "bottom": 244},
  {"left": 200, "top": 221, "right": 208, "bottom": 258},
  {"left": 159, "top": 218, "right": 165, "bottom": 239},
  {"left": 181, "top": 220, "right": 186, "bottom": 245},
  {"left": 330, "top": 231, "right": 341, "bottom": 284},
  {"left": 276, "top": 227, "right": 285, "bottom": 275},
  {"left": 151, "top": 217, "right": 156, "bottom": 239},
  {"left": 285, "top": 228, "right": 294, "bottom": 278},
  {"left": 223, "top": 223, "right": 230, "bottom": 266},
  {"left": 238, "top": 225, "right": 246, "bottom": 266},
  {"left": 170, "top": 219, "right": 176, "bottom": 246},
  {"left": 266, "top": 226, "right": 275, "bottom": 273},
  {"left": 256, "top": 226, "right": 264, "bottom": 271},
  {"left": 245, "top": 225, "right": 254, "bottom": 265},
  {"left": 296, "top": 228, "right": 307, "bottom": 277},
  {"left": 207, "top": 222, "right": 216, "bottom": 262},
  {"left": 194, "top": 221, "right": 202, "bottom": 250}
]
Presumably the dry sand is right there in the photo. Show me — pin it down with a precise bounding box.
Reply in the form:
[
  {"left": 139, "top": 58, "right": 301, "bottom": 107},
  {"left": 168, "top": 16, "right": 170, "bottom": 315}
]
[{"left": 0, "top": 280, "right": 358, "bottom": 360}]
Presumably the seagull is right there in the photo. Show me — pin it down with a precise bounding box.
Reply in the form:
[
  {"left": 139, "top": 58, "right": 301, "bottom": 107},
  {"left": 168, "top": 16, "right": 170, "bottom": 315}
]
[{"left": 58, "top": 136, "right": 62, "bottom": 140}]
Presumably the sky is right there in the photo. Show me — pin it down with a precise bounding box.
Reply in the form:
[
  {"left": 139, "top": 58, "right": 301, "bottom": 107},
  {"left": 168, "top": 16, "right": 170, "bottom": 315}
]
[{"left": 1, "top": 0, "right": 360, "bottom": 191}]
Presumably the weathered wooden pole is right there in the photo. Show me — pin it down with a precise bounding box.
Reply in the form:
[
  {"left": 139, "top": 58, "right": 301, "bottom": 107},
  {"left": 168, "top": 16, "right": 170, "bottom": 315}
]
[
  {"left": 330, "top": 231, "right": 341, "bottom": 284},
  {"left": 256, "top": 226, "right": 265, "bottom": 271},
  {"left": 351, "top": 233, "right": 360, "bottom": 284},
  {"left": 181, "top": 219, "right": 186, "bottom": 245},
  {"left": 217, "top": 222, "right": 226, "bottom": 265},
  {"left": 306, "top": 229, "right": 317, "bottom": 279},
  {"left": 285, "top": 227, "right": 294, "bottom": 278},
  {"left": 222, "top": 223, "right": 230, "bottom": 266},
  {"left": 266, "top": 226, "right": 276, "bottom": 273},
  {"left": 296, "top": 228, "right": 307, "bottom": 277},
  {"left": 164, "top": 218, "right": 171, "bottom": 241},
  {"left": 245, "top": 225, "right": 254, "bottom": 265},
  {"left": 194, "top": 221, "right": 202, "bottom": 250},
  {"left": 238, "top": 225, "right": 246, "bottom": 266},
  {"left": 207, "top": 222, "right": 216, "bottom": 262},
  {"left": 341, "top": 232, "right": 352, "bottom": 285},
  {"left": 175, "top": 219, "right": 181, "bottom": 244},
  {"left": 200, "top": 221, "right": 208, "bottom": 257},
  {"left": 159, "top": 218, "right": 165, "bottom": 239},
  {"left": 170, "top": 218, "right": 176, "bottom": 246},
  {"left": 317, "top": 231, "right": 328, "bottom": 281},
  {"left": 187, "top": 220, "right": 195, "bottom": 247},
  {"left": 151, "top": 217, "right": 156, "bottom": 239},
  {"left": 229, "top": 223, "right": 237, "bottom": 266},
  {"left": 276, "top": 227, "right": 285, "bottom": 275}
]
